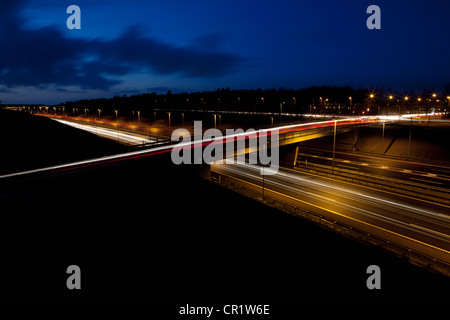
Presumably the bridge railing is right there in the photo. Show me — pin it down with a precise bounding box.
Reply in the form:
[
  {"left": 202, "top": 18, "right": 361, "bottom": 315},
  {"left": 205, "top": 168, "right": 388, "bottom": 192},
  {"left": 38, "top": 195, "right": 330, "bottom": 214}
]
[
  {"left": 277, "top": 122, "right": 368, "bottom": 143},
  {"left": 287, "top": 159, "right": 450, "bottom": 204}
]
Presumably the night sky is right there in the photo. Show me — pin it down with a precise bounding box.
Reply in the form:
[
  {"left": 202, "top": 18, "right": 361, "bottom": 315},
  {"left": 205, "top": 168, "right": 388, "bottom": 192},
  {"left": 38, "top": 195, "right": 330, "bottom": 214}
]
[{"left": 0, "top": 0, "right": 449, "bottom": 104}]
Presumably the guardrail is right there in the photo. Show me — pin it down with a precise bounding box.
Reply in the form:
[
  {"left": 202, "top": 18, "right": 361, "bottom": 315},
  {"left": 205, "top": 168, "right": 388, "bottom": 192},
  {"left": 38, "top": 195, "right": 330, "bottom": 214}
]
[
  {"left": 278, "top": 123, "right": 365, "bottom": 143},
  {"left": 211, "top": 171, "right": 450, "bottom": 276},
  {"left": 288, "top": 160, "right": 450, "bottom": 204},
  {"left": 130, "top": 138, "right": 176, "bottom": 149},
  {"left": 301, "top": 146, "right": 450, "bottom": 169}
]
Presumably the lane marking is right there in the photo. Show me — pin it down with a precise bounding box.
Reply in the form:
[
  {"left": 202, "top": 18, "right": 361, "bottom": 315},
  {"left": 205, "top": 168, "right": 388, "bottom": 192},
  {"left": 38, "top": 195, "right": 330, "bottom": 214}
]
[
  {"left": 336, "top": 164, "right": 360, "bottom": 170},
  {"left": 283, "top": 165, "right": 450, "bottom": 210},
  {"left": 302, "top": 147, "right": 450, "bottom": 171},
  {"left": 231, "top": 162, "right": 450, "bottom": 220},
  {"left": 410, "top": 177, "right": 443, "bottom": 185},
  {"left": 410, "top": 224, "right": 450, "bottom": 239}
]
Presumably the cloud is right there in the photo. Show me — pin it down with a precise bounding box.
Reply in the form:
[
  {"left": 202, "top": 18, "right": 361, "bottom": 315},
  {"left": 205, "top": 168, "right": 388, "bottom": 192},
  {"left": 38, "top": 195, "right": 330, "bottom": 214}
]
[{"left": 0, "top": 0, "right": 246, "bottom": 91}]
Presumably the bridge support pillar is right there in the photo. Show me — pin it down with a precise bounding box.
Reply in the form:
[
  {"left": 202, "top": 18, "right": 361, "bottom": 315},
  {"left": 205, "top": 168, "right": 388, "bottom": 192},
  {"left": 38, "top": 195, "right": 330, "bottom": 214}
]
[{"left": 293, "top": 145, "right": 299, "bottom": 166}]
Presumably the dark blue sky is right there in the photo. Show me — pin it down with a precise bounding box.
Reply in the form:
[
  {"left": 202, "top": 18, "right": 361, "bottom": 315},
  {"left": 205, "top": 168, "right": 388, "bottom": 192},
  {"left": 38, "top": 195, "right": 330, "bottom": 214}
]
[{"left": 0, "top": 0, "right": 449, "bottom": 104}]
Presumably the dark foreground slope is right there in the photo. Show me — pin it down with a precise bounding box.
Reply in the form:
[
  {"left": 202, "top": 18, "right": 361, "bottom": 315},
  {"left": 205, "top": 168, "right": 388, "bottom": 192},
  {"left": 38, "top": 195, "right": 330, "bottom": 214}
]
[
  {"left": 0, "top": 110, "right": 127, "bottom": 175},
  {"left": 1, "top": 151, "right": 449, "bottom": 301}
]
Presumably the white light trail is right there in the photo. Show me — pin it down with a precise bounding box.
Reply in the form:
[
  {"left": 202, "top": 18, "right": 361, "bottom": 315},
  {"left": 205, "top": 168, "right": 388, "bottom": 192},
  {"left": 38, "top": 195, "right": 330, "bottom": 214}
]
[{"left": 53, "top": 119, "right": 153, "bottom": 145}]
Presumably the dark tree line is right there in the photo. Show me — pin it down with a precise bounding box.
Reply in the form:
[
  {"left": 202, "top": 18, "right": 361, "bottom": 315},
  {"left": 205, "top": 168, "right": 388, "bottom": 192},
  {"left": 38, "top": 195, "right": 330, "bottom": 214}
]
[
  {"left": 3, "top": 84, "right": 449, "bottom": 117},
  {"left": 60, "top": 86, "right": 372, "bottom": 118}
]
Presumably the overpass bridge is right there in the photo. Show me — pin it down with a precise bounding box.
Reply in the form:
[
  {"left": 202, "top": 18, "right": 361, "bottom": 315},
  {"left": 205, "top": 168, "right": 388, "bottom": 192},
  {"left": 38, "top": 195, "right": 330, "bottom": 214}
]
[{"left": 0, "top": 117, "right": 372, "bottom": 180}]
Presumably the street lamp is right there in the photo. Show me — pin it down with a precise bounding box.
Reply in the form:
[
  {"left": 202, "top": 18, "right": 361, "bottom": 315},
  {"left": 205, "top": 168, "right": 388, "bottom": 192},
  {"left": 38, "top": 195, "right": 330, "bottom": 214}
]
[
  {"left": 404, "top": 96, "right": 409, "bottom": 115},
  {"left": 387, "top": 95, "right": 393, "bottom": 114},
  {"left": 332, "top": 119, "right": 337, "bottom": 174},
  {"left": 368, "top": 93, "right": 375, "bottom": 114},
  {"left": 114, "top": 110, "right": 119, "bottom": 142}
]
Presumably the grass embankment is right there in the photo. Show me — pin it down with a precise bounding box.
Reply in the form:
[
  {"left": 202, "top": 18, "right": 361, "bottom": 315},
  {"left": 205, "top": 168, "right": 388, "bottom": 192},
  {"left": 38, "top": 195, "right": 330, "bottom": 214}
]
[{"left": 0, "top": 110, "right": 128, "bottom": 175}]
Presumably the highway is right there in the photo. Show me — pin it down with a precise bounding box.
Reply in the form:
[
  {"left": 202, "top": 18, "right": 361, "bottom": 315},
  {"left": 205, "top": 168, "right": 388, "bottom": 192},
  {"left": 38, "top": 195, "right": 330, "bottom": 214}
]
[
  {"left": 297, "top": 147, "right": 450, "bottom": 189},
  {"left": 1, "top": 113, "right": 449, "bottom": 280},
  {"left": 0, "top": 117, "right": 371, "bottom": 180},
  {"left": 211, "top": 161, "right": 450, "bottom": 263},
  {"left": 4, "top": 114, "right": 450, "bottom": 261}
]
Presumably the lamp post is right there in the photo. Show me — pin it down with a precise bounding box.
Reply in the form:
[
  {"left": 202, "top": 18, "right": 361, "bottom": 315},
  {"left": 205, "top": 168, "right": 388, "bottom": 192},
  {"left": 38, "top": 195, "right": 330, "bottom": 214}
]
[
  {"left": 114, "top": 110, "right": 119, "bottom": 142},
  {"left": 408, "top": 115, "right": 413, "bottom": 159},
  {"left": 429, "top": 94, "right": 436, "bottom": 123},
  {"left": 332, "top": 119, "right": 337, "bottom": 175},
  {"left": 406, "top": 96, "right": 412, "bottom": 159},
  {"left": 349, "top": 97, "right": 352, "bottom": 114},
  {"left": 417, "top": 98, "right": 421, "bottom": 116},
  {"left": 388, "top": 95, "right": 393, "bottom": 115},
  {"left": 369, "top": 93, "right": 374, "bottom": 114},
  {"left": 319, "top": 97, "right": 323, "bottom": 113},
  {"left": 279, "top": 102, "right": 285, "bottom": 123}
]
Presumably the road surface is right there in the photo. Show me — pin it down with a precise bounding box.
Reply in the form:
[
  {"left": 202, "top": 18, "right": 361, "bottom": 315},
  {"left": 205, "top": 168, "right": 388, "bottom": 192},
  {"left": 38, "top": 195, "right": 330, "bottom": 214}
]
[
  {"left": 211, "top": 161, "right": 450, "bottom": 264},
  {"left": 52, "top": 118, "right": 154, "bottom": 145},
  {"left": 297, "top": 147, "right": 450, "bottom": 189}
]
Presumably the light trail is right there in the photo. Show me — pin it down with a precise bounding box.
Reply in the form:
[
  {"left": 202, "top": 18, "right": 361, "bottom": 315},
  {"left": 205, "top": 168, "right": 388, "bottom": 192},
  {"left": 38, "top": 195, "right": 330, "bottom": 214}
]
[
  {"left": 52, "top": 119, "right": 153, "bottom": 145},
  {"left": 210, "top": 161, "right": 450, "bottom": 260},
  {"left": 2, "top": 114, "right": 435, "bottom": 180},
  {"left": 219, "top": 159, "right": 450, "bottom": 219},
  {"left": 0, "top": 117, "right": 361, "bottom": 179}
]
